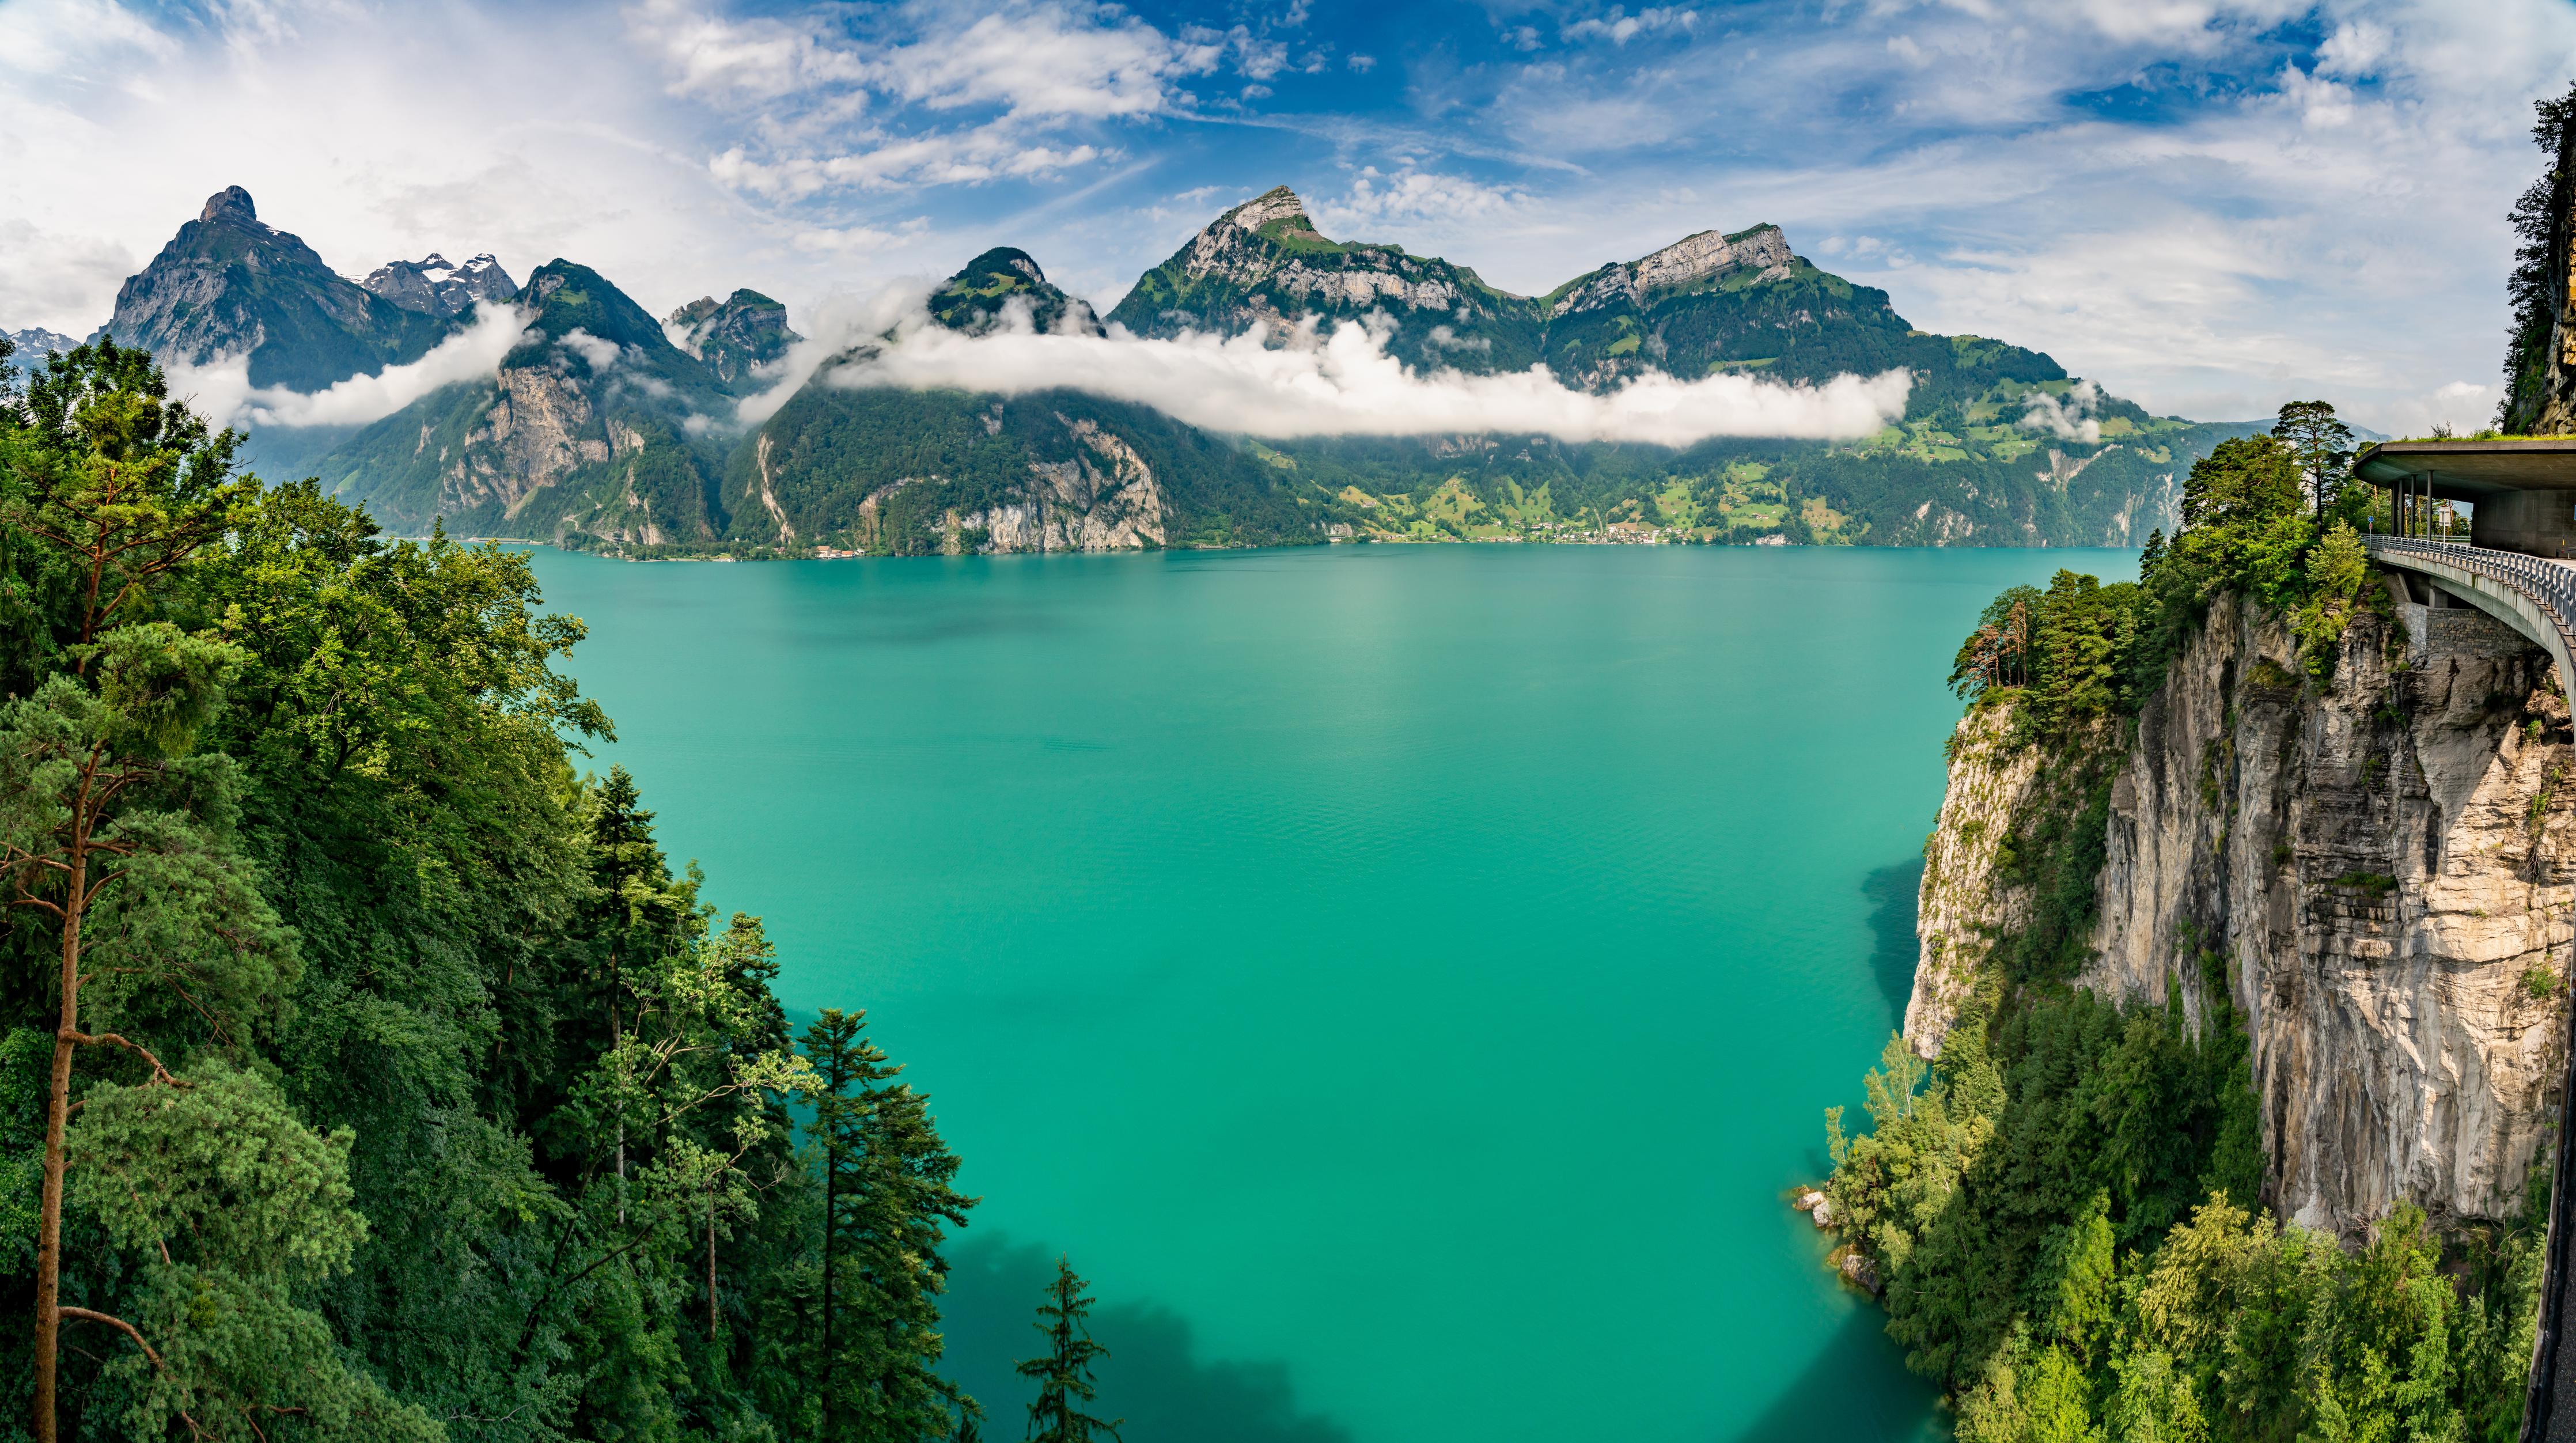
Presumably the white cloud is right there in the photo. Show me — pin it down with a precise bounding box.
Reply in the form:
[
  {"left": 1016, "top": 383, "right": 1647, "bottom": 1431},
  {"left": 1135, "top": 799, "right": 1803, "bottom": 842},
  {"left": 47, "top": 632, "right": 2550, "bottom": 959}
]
[
  {"left": 1562, "top": 7, "right": 1698, "bottom": 46},
  {"left": 625, "top": 0, "right": 870, "bottom": 101},
  {"left": 556, "top": 327, "right": 624, "bottom": 372},
  {"left": 2316, "top": 20, "right": 2393, "bottom": 77},
  {"left": 809, "top": 300, "right": 1908, "bottom": 445},
  {"left": 712, "top": 127, "right": 1104, "bottom": 195},
  {"left": 632, "top": 0, "right": 1222, "bottom": 123},
  {"left": 2427, "top": 379, "right": 2495, "bottom": 434},
  {"left": 2020, "top": 378, "right": 2105, "bottom": 442},
  {"left": 0, "top": 0, "right": 175, "bottom": 73},
  {"left": 1314, "top": 168, "right": 1532, "bottom": 233},
  {"left": 165, "top": 301, "right": 531, "bottom": 430}
]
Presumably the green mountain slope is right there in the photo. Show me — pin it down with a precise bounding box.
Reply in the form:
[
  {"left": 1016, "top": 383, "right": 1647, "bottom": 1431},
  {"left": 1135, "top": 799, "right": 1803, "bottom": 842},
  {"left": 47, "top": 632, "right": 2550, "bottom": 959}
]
[
  {"left": 1266, "top": 418, "right": 2259, "bottom": 546},
  {"left": 1108, "top": 187, "right": 2072, "bottom": 422},
  {"left": 726, "top": 383, "right": 1318, "bottom": 555},
  {"left": 310, "top": 260, "right": 741, "bottom": 545}
]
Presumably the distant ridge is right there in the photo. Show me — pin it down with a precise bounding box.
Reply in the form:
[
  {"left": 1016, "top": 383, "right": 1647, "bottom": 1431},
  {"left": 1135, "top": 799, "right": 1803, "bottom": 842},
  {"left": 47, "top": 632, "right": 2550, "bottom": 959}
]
[{"left": 80, "top": 183, "right": 2256, "bottom": 558}]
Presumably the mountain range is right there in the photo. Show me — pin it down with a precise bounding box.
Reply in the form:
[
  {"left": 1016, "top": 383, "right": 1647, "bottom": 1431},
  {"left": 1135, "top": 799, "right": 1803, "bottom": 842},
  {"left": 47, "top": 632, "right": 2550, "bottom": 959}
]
[{"left": 16, "top": 185, "right": 2260, "bottom": 555}]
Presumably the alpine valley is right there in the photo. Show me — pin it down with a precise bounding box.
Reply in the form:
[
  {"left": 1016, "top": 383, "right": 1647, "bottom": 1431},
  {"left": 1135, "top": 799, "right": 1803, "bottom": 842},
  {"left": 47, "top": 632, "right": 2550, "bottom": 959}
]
[{"left": 29, "top": 185, "right": 2264, "bottom": 557}]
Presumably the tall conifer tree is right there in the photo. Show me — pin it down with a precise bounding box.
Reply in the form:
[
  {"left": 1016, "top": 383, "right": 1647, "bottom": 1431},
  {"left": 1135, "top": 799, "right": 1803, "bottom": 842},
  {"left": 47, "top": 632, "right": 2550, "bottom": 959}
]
[
  {"left": 802, "top": 1007, "right": 977, "bottom": 1441},
  {"left": 1017, "top": 1258, "right": 1120, "bottom": 1443}
]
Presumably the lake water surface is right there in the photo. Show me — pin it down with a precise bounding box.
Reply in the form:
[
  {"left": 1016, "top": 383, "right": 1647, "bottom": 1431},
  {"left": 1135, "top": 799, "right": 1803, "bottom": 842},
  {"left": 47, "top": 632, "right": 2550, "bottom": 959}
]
[{"left": 527, "top": 542, "right": 2140, "bottom": 1443}]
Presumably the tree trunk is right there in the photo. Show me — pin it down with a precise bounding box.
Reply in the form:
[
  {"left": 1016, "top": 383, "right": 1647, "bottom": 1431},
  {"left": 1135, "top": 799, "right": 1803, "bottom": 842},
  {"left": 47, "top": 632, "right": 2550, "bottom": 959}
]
[
  {"left": 33, "top": 836, "right": 84, "bottom": 1443},
  {"left": 820, "top": 1120, "right": 836, "bottom": 1440},
  {"left": 706, "top": 1186, "right": 718, "bottom": 1343}
]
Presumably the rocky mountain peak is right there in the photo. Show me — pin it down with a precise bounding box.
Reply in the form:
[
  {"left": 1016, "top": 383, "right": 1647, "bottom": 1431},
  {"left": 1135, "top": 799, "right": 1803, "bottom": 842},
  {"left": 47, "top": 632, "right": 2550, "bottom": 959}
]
[
  {"left": 930, "top": 249, "right": 1102, "bottom": 338},
  {"left": 666, "top": 288, "right": 801, "bottom": 382},
  {"left": 106, "top": 185, "right": 453, "bottom": 392},
  {"left": 5, "top": 327, "right": 81, "bottom": 377},
  {"left": 362, "top": 252, "right": 521, "bottom": 319},
  {"left": 1224, "top": 185, "right": 1308, "bottom": 233},
  {"left": 200, "top": 185, "right": 260, "bottom": 227},
  {"left": 1550, "top": 224, "right": 1799, "bottom": 319}
]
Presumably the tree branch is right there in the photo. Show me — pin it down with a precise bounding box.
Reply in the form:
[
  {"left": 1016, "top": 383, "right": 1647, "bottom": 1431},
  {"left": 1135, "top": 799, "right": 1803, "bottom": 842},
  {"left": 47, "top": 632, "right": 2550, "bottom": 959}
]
[
  {"left": 63, "top": 1030, "right": 184, "bottom": 1087},
  {"left": 60, "top": 1308, "right": 205, "bottom": 1439}
]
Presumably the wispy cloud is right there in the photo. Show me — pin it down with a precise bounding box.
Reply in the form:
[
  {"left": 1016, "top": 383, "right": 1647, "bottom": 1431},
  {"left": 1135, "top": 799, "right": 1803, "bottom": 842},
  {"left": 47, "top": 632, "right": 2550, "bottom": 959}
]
[
  {"left": 1561, "top": 7, "right": 1698, "bottom": 46},
  {"left": 166, "top": 300, "right": 531, "bottom": 429}
]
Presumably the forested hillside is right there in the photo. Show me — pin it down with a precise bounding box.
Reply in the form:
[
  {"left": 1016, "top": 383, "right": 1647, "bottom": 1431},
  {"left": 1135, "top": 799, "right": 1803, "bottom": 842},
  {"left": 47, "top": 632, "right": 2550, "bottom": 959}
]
[{"left": 0, "top": 336, "right": 1096, "bottom": 1441}]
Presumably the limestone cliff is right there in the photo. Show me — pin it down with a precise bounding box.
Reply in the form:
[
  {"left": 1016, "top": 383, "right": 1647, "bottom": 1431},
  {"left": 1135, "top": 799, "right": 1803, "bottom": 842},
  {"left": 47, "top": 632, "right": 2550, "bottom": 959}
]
[
  {"left": 1907, "top": 586, "right": 2576, "bottom": 1235},
  {"left": 1907, "top": 703, "right": 2048, "bottom": 1059}
]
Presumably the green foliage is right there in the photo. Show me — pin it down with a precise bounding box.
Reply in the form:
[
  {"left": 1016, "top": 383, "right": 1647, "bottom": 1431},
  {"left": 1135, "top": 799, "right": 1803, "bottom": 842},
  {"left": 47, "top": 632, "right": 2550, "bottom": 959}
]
[
  {"left": 0, "top": 342, "right": 1006, "bottom": 1442},
  {"left": 1832, "top": 975, "right": 2536, "bottom": 1442},
  {"left": 1950, "top": 430, "right": 2379, "bottom": 765},
  {"left": 2271, "top": 401, "right": 2357, "bottom": 522},
  {"left": 2501, "top": 81, "right": 2576, "bottom": 433},
  {"left": 802, "top": 1008, "right": 976, "bottom": 1442}
]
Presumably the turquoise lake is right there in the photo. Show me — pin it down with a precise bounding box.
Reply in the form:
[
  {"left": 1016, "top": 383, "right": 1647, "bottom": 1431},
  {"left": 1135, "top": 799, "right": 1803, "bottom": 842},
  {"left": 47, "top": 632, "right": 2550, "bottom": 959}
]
[{"left": 524, "top": 542, "right": 2141, "bottom": 1443}]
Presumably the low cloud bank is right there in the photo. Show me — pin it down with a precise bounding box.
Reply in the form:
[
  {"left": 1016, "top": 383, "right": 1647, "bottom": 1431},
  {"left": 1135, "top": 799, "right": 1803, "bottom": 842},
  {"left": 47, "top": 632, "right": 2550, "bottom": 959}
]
[
  {"left": 785, "top": 299, "right": 1910, "bottom": 446},
  {"left": 168, "top": 301, "right": 531, "bottom": 430},
  {"left": 2019, "top": 378, "right": 2104, "bottom": 444}
]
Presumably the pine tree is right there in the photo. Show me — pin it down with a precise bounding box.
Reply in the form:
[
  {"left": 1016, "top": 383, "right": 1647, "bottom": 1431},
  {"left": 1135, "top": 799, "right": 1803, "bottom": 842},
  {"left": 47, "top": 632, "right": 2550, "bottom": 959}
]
[
  {"left": 2271, "top": 400, "right": 2355, "bottom": 524},
  {"left": 804, "top": 1006, "right": 978, "bottom": 1440},
  {"left": 1017, "top": 1257, "right": 1121, "bottom": 1443}
]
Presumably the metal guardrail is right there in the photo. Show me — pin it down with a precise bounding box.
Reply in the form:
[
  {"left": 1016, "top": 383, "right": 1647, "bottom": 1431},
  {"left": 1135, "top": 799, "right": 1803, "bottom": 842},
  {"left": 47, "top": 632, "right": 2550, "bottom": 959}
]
[
  {"left": 2365, "top": 535, "right": 2576, "bottom": 1443},
  {"left": 2365, "top": 535, "right": 2576, "bottom": 646}
]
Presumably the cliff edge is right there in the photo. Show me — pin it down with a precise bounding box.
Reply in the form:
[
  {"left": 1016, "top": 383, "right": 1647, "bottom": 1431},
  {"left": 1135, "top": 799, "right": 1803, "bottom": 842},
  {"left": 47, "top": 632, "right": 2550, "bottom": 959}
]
[{"left": 1908, "top": 585, "right": 2574, "bottom": 1234}]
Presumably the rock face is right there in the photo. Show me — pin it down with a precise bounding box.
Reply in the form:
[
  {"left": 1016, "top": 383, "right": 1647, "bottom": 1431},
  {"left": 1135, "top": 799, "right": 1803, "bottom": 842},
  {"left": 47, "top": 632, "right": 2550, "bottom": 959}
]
[
  {"left": 361, "top": 253, "right": 519, "bottom": 319},
  {"left": 666, "top": 289, "right": 802, "bottom": 384},
  {"left": 1908, "top": 588, "right": 2576, "bottom": 1237},
  {"left": 1906, "top": 703, "right": 2050, "bottom": 1059},
  {"left": 1547, "top": 224, "right": 1796, "bottom": 318},
  {"left": 964, "top": 417, "right": 1168, "bottom": 552},
  {"left": 104, "top": 187, "right": 453, "bottom": 392}
]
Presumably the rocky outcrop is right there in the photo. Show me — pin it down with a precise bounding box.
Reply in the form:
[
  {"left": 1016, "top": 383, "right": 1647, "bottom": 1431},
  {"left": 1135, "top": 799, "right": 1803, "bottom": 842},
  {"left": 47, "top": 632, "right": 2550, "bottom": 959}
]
[
  {"left": 442, "top": 368, "right": 609, "bottom": 516},
  {"left": 2092, "top": 592, "right": 2570, "bottom": 1235},
  {"left": 1908, "top": 586, "right": 2575, "bottom": 1237},
  {"left": 1549, "top": 224, "right": 1795, "bottom": 317},
  {"left": 361, "top": 253, "right": 518, "bottom": 319},
  {"left": 667, "top": 289, "right": 802, "bottom": 383},
  {"left": 926, "top": 249, "right": 1104, "bottom": 339},
  {"left": 1906, "top": 703, "right": 2048, "bottom": 1058},
  {"left": 960, "top": 416, "right": 1168, "bottom": 552},
  {"left": 4, "top": 328, "right": 79, "bottom": 375},
  {"left": 1170, "top": 188, "right": 1479, "bottom": 319},
  {"left": 1104, "top": 186, "right": 1537, "bottom": 373}
]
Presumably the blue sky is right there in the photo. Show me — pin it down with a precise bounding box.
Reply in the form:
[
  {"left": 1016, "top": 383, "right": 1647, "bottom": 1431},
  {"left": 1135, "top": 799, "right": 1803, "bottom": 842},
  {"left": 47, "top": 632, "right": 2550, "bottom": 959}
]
[{"left": 5, "top": 0, "right": 2574, "bottom": 431}]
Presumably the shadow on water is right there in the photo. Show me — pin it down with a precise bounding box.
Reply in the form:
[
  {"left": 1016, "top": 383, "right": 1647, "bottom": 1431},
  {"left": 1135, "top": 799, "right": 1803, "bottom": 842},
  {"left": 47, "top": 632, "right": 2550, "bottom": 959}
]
[
  {"left": 941, "top": 1233, "right": 1354, "bottom": 1443},
  {"left": 1725, "top": 1303, "right": 1945, "bottom": 1443},
  {"left": 1862, "top": 858, "right": 1926, "bottom": 1032}
]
